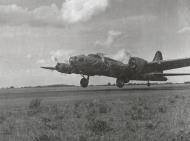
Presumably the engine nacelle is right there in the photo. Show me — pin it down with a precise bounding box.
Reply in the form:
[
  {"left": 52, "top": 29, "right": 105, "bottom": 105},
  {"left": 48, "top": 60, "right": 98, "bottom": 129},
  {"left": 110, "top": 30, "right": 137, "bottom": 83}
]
[
  {"left": 56, "top": 63, "right": 73, "bottom": 74},
  {"left": 128, "top": 57, "right": 148, "bottom": 73}
]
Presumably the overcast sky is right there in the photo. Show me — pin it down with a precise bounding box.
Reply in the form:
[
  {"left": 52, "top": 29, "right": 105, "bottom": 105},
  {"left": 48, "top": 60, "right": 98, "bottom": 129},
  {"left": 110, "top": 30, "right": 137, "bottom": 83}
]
[{"left": 0, "top": 0, "right": 190, "bottom": 87}]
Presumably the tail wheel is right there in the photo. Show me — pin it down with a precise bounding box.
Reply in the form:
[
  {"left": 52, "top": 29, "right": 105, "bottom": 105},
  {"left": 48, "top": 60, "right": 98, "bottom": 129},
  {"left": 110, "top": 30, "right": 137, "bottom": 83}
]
[
  {"left": 147, "top": 81, "right": 150, "bottom": 87},
  {"left": 80, "top": 78, "right": 89, "bottom": 88},
  {"left": 116, "top": 78, "right": 125, "bottom": 88}
]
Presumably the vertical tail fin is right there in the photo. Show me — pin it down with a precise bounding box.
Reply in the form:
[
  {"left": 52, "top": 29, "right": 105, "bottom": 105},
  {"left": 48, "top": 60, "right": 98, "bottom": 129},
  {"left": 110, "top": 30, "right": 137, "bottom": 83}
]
[{"left": 153, "top": 51, "right": 163, "bottom": 61}]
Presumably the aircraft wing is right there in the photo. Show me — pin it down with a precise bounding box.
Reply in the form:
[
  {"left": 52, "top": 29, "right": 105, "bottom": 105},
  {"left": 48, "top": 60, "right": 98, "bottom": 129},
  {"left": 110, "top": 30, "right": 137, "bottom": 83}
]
[
  {"left": 149, "top": 73, "right": 190, "bottom": 76},
  {"left": 146, "top": 58, "right": 190, "bottom": 71},
  {"left": 41, "top": 66, "right": 56, "bottom": 70}
]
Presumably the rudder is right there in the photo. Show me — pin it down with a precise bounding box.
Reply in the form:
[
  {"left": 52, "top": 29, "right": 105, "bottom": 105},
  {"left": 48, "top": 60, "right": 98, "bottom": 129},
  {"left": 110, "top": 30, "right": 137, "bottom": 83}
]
[{"left": 153, "top": 51, "right": 163, "bottom": 61}]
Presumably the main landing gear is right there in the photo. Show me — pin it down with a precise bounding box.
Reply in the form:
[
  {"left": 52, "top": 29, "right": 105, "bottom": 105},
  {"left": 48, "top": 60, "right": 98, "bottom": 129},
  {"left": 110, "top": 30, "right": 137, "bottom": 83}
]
[
  {"left": 80, "top": 75, "right": 89, "bottom": 88},
  {"left": 116, "top": 78, "right": 125, "bottom": 88}
]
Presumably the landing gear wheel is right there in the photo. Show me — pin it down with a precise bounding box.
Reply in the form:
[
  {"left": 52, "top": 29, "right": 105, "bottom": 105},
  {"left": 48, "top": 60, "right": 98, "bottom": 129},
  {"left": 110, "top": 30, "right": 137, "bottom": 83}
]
[
  {"left": 116, "top": 79, "right": 125, "bottom": 88},
  {"left": 80, "top": 78, "right": 89, "bottom": 88}
]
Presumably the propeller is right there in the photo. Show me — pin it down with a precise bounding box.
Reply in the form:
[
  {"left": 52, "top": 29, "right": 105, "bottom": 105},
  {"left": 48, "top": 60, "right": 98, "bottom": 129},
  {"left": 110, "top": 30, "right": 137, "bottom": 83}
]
[
  {"left": 41, "top": 54, "right": 72, "bottom": 75},
  {"left": 51, "top": 56, "right": 59, "bottom": 63},
  {"left": 112, "top": 49, "right": 132, "bottom": 64},
  {"left": 52, "top": 55, "right": 70, "bottom": 64},
  {"left": 54, "top": 57, "right": 59, "bottom": 63},
  {"left": 41, "top": 57, "right": 60, "bottom": 71}
]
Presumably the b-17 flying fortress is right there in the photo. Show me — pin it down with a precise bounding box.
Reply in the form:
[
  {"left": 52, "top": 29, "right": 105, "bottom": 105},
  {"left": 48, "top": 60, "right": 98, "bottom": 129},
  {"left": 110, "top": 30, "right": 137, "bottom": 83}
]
[{"left": 41, "top": 51, "right": 190, "bottom": 88}]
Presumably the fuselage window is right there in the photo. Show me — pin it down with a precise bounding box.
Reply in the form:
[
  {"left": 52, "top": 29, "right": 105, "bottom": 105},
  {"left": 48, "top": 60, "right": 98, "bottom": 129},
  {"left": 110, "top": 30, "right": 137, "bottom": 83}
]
[{"left": 79, "top": 58, "right": 84, "bottom": 62}]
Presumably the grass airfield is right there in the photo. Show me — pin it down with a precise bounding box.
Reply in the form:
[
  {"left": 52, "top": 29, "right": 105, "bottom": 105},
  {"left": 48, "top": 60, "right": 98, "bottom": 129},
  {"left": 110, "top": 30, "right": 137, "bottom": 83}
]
[{"left": 0, "top": 84, "right": 190, "bottom": 140}]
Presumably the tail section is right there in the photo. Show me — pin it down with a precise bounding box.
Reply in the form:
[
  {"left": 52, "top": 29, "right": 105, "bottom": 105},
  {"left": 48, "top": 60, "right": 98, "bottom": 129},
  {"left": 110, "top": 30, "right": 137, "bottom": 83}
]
[{"left": 153, "top": 51, "right": 163, "bottom": 61}]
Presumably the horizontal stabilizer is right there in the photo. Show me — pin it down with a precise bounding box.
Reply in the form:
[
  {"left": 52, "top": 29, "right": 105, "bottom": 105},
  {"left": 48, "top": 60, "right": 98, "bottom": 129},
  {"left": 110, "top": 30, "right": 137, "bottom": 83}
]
[
  {"left": 152, "top": 73, "right": 190, "bottom": 76},
  {"left": 41, "top": 66, "right": 56, "bottom": 70},
  {"left": 146, "top": 57, "right": 190, "bottom": 71}
]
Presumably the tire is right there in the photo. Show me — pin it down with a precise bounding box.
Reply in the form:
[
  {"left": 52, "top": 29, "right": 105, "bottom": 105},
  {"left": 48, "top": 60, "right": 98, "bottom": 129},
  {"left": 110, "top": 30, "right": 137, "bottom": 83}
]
[
  {"left": 147, "top": 83, "right": 150, "bottom": 87},
  {"left": 116, "top": 79, "right": 125, "bottom": 88},
  {"left": 80, "top": 78, "right": 89, "bottom": 88}
]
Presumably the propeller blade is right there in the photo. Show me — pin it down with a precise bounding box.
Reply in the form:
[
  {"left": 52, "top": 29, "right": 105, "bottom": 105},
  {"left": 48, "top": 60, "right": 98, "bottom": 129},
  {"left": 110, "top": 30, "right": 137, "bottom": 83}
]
[
  {"left": 40, "top": 66, "right": 56, "bottom": 70},
  {"left": 51, "top": 56, "right": 59, "bottom": 63},
  {"left": 54, "top": 57, "right": 59, "bottom": 63}
]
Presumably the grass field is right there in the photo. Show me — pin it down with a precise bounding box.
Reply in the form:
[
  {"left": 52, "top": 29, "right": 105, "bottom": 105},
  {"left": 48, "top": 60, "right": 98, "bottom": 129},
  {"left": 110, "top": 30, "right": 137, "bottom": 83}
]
[{"left": 0, "top": 85, "right": 190, "bottom": 141}]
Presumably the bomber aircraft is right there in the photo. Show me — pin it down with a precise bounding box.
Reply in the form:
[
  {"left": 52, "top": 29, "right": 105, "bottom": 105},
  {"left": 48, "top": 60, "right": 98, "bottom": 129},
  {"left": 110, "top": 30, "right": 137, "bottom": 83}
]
[{"left": 41, "top": 51, "right": 190, "bottom": 88}]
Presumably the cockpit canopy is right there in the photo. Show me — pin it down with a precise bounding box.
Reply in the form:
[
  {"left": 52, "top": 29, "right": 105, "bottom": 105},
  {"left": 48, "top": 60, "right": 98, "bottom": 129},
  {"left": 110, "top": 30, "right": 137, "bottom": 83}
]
[{"left": 88, "top": 54, "right": 103, "bottom": 59}]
